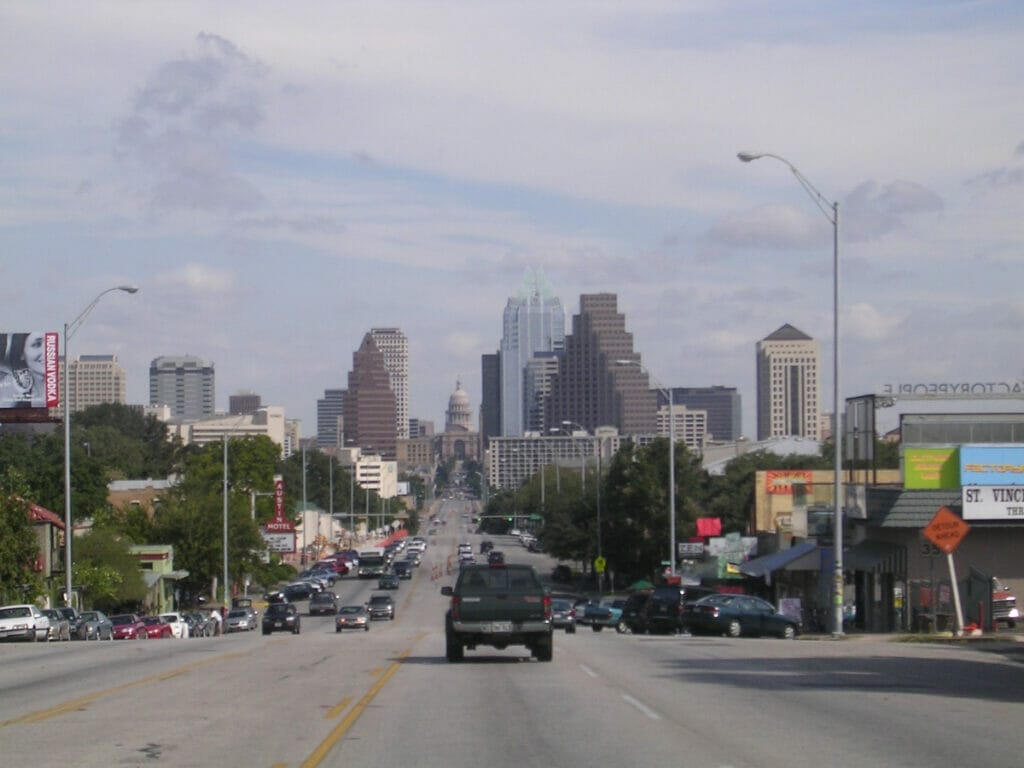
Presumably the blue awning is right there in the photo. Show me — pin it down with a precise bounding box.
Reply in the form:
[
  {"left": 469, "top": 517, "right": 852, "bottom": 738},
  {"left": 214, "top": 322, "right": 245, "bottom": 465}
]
[{"left": 738, "top": 541, "right": 820, "bottom": 579}]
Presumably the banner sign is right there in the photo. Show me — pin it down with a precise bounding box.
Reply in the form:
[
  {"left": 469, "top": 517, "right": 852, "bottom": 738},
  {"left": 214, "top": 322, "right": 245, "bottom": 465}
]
[
  {"left": 262, "top": 476, "right": 294, "bottom": 552},
  {"left": 960, "top": 445, "right": 1024, "bottom": 486},
  {"left": 0, "top": 332, "right": 60, "bottom": 409},
  {"left": 765, "top": 470, "right": 813, "bottom": 495},
  {"left": 962, "top": 486, "right": 1024, "bottom": 521},
  {"left": 904, "top": 447, "right": 960, "bottom": 490}
]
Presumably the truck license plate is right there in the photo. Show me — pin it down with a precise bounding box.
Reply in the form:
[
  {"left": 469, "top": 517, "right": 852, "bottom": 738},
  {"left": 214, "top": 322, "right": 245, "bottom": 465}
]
[{"left": 484, "top": 622, "right": 512, "bottom": 633}]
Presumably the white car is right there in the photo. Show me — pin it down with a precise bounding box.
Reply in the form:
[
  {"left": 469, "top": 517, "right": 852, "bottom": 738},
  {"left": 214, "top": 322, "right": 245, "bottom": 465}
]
[
  {"left": 0, "top": 604, "right": 50, "bottom": 642},
  {"left": 160, "top": 612, "right": 191, "bottom": 639}
]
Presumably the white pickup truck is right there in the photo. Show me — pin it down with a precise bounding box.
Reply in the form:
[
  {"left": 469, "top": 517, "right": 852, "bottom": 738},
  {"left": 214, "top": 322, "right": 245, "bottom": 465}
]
[{"left": 0, "top": 604, "right": 51, "bottom": 642}]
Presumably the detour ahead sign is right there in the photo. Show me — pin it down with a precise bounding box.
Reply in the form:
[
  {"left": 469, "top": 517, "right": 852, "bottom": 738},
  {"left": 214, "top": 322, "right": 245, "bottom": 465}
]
[{"left": 923, "top": 506, "right": 970, "bottom": 554}]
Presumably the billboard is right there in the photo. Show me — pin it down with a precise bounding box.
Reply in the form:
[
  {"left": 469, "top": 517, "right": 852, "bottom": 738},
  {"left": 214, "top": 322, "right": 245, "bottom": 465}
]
[
  {"left": 0, "top": 332, "right": 60, "bottom": 409},
  {"left": 903, "top": 447, "right": 959, "bottom": 489},
  {"left": 960, "top": 445, "right": 1024, "bottom": 486},
  {"left": 765, "top": 470, "right": 813, "bottom": 494},
  {"left": 962, "top": 486, "right": 1024, "bottom": 521}
]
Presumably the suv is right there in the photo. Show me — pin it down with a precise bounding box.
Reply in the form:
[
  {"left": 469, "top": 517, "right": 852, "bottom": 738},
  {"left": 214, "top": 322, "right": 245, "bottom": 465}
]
[
  {"left": 641, "top": 585, "right": 717, "bottom": 634},
  {"left": 367, "top": 594, "right": 395, "bottom": 620},
  {"left": 262, "top": 603, "right": 301, "bottom": 635},
  {"left": 616, "top": 591, "right": 652, "bottom": 633},
  {"left": 309, "top": 592, "right": 339, "bottom": 616}
]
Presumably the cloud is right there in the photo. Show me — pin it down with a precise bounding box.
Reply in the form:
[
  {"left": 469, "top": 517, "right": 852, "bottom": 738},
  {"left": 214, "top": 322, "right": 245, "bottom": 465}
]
[
  {"left": 845, "top": 302, "right": 907, "bottom": 341},
  {"left": 158, "top": 263, "right": 235, "bottom": 294},
  {"left": 443, "top": 331, "right": 481, "bottom": 357},
  {"left": 115, "top": 33, "right": 267, "bottom": 214},
  {"left": 966, "top": 143, "right": 1024, "bottom": 189},
  {"left": 842, "top": 180, "right": 944, "bottom": 241},
  {"left": 707, "top": 204, "right": 825, "bottom": 250}
]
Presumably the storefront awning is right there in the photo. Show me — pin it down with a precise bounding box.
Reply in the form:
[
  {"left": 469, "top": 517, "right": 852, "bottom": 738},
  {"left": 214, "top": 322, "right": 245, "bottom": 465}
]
[
  {"left": 844, "top": 540, "right": 905, "bottom": 574},
  {"left": 738, "top": 541, "right": 820, "bottom": 579}
]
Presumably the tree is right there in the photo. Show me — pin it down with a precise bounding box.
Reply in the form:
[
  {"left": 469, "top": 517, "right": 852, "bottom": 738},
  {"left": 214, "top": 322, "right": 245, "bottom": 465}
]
[
  {"left": 150, "top": 437, "right": 276, "bottom": 601},
  {"left": 72, "top": 528, "right": 147, "bottom": 612},
  {"left": 0, "top": 470, "right": 43, "bottom": 604}
]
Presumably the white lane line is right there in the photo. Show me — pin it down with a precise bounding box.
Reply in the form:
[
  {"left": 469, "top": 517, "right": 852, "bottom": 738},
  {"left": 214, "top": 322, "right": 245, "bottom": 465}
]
[
  {"left": 622, "top": 694, "right": 661, "bottom": 720},
  {"left": 578, "top": 664, "right": 599, "bottom": 678}
]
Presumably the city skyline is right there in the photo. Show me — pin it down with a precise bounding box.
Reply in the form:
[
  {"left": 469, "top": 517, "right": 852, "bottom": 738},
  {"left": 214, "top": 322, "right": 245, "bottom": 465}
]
[{"left": 4, "top": 5, "right": 1023, "bottom": 438}]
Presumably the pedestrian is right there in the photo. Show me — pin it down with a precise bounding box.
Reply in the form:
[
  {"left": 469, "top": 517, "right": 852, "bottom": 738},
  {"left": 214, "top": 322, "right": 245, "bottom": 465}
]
[{"left": 210, "top": 606, "right": 223, "bottom": 636}]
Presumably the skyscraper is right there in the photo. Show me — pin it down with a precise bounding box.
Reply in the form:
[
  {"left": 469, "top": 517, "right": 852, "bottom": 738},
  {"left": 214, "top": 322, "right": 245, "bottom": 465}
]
[
  {"left": 369, "top": 328, "right": 409, "bottom": 440},
  {"left": 316, "top": 389, "right": 346, "bottom": 449},
  {"left": 756, "top": 324, "right": 820, "bottom": 440},
  {"left": 499, "top": 274, "right": 565, "bottom": 436},
  {"left": 64, "top": 354, "right": 127, "bottom": 413},
  {"left": 479, "top": 352, "right": 501, "bottom": 449},
  {"left": 523, "top": 352, "right": 560, "bottom": 433},
  {"left": 662, "top": 386, "right": 742, "bottom": 442},
  {"left": 149, "top": 355, "right": 215, "bottom": 420},
  {"left": 547, "top": 293, "right": 656, "bottom": 435},
  {"left": 343, "top": 334, "right": 397, "bottom": 458}
]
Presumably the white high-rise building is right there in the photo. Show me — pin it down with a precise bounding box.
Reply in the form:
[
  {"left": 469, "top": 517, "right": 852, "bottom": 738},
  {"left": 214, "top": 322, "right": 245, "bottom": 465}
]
[
  {"left": 63, "top": 354, "right": 127, "bottom": 412},
  {"left": 369, "top": 328, "right": 409, "bottom": 440},
  {"left": 756, "top": 324, "right": 820, "bottom": 441},
  {"left": 499, "top": 273, "right": 565, "bottom": 436}
]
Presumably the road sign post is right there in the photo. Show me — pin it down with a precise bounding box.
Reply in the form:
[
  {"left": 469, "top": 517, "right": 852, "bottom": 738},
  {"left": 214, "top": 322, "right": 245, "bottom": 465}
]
[{"left": 923, "top": 507, "right": 970, "bottom": 635}]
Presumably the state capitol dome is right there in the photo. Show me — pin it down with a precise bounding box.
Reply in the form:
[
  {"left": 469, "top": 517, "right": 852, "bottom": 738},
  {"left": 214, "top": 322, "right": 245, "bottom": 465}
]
[{"left": 445, "top": 380, "right": 473, "bottom": 432}]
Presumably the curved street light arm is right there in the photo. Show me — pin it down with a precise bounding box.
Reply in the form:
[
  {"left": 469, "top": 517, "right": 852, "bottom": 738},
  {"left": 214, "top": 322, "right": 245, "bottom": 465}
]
[
  {"left": 66, "top": 285, "right": 139, "bottom": 342},
  {"left": 737, "top": 152, "right": 836, "bottom": 225}
]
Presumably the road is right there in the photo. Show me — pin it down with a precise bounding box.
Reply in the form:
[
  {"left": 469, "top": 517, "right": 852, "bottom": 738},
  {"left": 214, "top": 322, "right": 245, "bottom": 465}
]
[{"left": 2, "top": 498, "right": 1024, "bottom": 768}]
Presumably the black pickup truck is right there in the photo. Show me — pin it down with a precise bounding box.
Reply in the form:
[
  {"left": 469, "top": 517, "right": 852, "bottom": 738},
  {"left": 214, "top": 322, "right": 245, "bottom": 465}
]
[{"left": 441, "top": 564, "right": 553, "bottom": 662}]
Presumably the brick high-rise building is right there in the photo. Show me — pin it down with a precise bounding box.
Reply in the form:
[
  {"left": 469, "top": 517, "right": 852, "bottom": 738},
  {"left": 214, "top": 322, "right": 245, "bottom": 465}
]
[
  {"left": 343, "top": 334, "right": 397, "bottom": 459},
  {"left": 547, "top": 293, "right": 656, "bottom": 435},
  {"left": 756, "top": 324, "right": 820, "bottom": 441}
]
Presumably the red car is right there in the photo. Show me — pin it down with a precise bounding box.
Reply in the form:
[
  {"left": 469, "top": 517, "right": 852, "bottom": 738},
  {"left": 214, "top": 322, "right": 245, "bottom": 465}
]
[
  {"left": 316, "top": 559, "right": 350, "bottom": 576},
  {"left": 140, "top": 616, "right": 173, "bottom": 638},
  {"left": 110, "top": 613, "right": 148, "bottom": 640}
]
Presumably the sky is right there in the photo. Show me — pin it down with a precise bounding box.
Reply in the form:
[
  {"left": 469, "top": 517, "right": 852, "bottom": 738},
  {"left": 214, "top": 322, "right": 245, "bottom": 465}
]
[{"left": 3, "top": 1, "right": 1023, "bottom": 439}]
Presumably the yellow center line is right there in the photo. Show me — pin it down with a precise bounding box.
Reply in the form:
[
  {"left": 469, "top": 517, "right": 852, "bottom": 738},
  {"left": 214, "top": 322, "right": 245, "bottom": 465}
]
[
  {"left": 324, "top": 696, "right": 352, "bottom": 720},
  {"left": 300, "top": 648, "right": 411, "bottom": 768},
  {"left": 0, "top": 649, "right": 251, "bottom": 728}
]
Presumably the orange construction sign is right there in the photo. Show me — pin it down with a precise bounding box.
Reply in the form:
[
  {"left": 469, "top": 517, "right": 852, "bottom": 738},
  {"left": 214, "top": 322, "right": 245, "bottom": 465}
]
[{"left": 923, "top": 506, "right": 970, "bottom": 554}]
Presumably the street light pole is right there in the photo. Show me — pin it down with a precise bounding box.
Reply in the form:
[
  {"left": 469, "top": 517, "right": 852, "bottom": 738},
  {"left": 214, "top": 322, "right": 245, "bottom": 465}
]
[
  {"left": 222, "top": 433, "right": 230, "bottom": 604},
  {"left": 738, "top": 150, "right": 844, "bottom": 638},
  {"left": 63, "top": 285, "right": 138, "bottom": 607}
]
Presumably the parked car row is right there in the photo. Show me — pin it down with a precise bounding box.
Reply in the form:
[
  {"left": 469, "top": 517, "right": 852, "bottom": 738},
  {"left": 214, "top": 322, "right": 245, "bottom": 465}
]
[
  {"left": 543, "top": 582, "right": 801, "bottom": 640},
  {"left": 0, "top": 604, "right": 225, "bottom": 642}
]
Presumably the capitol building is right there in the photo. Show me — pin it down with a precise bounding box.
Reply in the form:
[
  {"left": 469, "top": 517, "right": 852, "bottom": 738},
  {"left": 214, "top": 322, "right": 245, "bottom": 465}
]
[{"left": 438, "top": 380, "right": 479, "bottom": 463}]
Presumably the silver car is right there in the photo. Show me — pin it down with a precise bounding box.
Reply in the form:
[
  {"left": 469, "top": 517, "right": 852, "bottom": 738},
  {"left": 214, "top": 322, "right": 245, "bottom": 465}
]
[{"left": 224, "top": 607, "right": 257, "bottom": 632}]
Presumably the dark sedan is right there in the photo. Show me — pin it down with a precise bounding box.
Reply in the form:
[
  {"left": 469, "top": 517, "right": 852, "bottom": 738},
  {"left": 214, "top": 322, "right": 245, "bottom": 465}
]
[
  {"left": 683, "top": 594, "right": 800, "bottom": 639},
  {"left": 262, "top": 603, "right": 301, "bottom": 635},
  {"left": 391, "top": 561, "right": 413, "bottom": 580}
]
